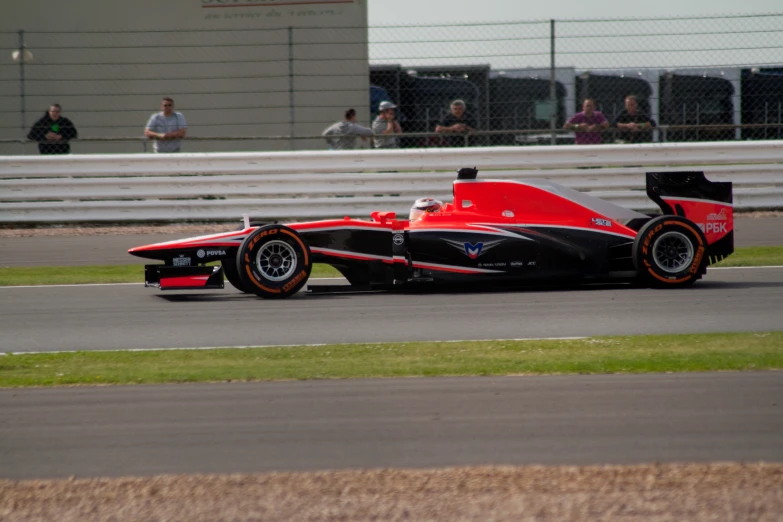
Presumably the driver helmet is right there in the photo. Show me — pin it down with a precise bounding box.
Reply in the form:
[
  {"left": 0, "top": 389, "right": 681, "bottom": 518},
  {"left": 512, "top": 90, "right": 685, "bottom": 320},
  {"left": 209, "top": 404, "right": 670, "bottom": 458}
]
[{"left": 409, "top": 197, "right": 443, "bottom": 221}]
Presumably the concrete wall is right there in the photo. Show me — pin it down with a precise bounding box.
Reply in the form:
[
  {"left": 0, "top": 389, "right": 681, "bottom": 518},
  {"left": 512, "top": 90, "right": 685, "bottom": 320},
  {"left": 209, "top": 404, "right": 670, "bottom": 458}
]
[{"left": 0, "top": 0, "right": 369, "bottom": 154}]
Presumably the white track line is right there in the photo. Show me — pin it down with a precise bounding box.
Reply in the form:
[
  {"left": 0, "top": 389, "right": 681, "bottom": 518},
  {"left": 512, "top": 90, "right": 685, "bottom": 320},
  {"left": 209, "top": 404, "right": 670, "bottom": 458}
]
[
  {"left": 1, "top": 337, "right": 588, "bottom": 356},
  {"left": 0, "top": 282, "right": 142, "bottom": 289},
  {"left": 1, "top": 267, "right": 781, "bottom": 289},
  {"left": 707, "top": 265, "right": 783, "bottom": 270},
  {"left": 0, "top": 277, "right": 348, "bottom": 289}
]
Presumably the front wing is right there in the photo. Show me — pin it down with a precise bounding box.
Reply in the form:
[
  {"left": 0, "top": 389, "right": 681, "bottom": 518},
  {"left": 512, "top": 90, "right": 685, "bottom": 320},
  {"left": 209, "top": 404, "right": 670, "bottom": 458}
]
[{"left": 144, "top": 265, "right": 225, "bottom": 290}]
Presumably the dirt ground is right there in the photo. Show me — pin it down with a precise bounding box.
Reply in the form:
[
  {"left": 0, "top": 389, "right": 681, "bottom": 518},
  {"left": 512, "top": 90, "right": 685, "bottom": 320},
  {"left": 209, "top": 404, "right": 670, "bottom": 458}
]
[
  {"left": 1, "top": 211, "right": 782, "bottom": 238},
  {"left": 0, "top": 223, "right": 236, "bottom": 238},
  {"left": 1, "top": 463, "right": 782, "bottom": 522}
]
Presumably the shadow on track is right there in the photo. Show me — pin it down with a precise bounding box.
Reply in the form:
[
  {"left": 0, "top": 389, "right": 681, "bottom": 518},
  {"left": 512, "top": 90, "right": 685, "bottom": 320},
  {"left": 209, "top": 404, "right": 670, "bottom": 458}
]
[
  {"left": 156, "top": 292, "right": 256, "bottom": 302},
  {"left": 154, "top": 279, "right": 783, "bottom": 302},
  {"left": 692, "top": 280, "right": 783, "bottom": 290}
]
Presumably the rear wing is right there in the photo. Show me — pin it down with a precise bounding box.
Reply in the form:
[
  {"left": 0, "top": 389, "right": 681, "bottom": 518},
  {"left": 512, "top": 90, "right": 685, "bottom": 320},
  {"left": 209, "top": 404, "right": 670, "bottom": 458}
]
[{"left": 646, "top": 171, "right": 733, "bottom": 264}]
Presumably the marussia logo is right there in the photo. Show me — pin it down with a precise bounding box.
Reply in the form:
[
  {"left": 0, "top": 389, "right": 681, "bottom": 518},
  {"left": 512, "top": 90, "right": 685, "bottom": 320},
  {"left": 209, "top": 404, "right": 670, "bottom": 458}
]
[
  {"left": 706, "top": 208, "right": 729, "bottom": 221},
  {"left": 697, "top": 222, "right": 728, "bottom": 234},
  {"left": 443, "top": 239, "right": 504, "bottom": 259}
]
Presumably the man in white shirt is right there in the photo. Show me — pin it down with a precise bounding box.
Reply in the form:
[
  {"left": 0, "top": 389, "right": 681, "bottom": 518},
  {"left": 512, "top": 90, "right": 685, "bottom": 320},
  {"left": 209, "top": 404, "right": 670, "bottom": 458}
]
[{"left": 144, "top": 97, "right": 187, "bottom": 153}]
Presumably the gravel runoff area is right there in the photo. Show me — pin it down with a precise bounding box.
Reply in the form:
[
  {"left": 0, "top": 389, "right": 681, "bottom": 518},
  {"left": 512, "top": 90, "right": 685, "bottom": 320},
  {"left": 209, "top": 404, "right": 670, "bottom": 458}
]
[
  {"left": 1, "top": 211, "right": 782, "bottom": 238},
  {"left": 1, "top": 463, "right": 781, "bottom": 522},
  {"left": 0, "top": 223, "right": 236, "bottom": 238}
]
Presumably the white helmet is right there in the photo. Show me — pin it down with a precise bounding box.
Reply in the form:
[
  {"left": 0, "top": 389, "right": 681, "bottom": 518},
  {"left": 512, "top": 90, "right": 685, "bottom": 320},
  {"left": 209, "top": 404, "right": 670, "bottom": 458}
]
[{"left": 409, "top": 197, "right": 443, "bottom": 221}]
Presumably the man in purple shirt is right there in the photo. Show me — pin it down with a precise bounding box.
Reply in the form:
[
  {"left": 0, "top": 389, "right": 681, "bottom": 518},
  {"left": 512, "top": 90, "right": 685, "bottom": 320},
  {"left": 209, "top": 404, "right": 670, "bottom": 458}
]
[{"left": 564, "top": 98, "right": 609, "bottom": 145}]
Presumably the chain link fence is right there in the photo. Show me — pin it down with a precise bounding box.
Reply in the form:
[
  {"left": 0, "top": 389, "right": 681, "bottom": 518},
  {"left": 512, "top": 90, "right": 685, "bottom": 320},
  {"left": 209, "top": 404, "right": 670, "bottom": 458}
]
[{"left": 1, "top": 13, "right": 782, "bottom": 154}]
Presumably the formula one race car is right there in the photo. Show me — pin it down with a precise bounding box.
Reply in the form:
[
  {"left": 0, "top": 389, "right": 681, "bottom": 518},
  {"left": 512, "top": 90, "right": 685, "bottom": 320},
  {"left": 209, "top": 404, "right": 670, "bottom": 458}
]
[{"left": 128, "top": 168, "right": 734, "bottom": 298}]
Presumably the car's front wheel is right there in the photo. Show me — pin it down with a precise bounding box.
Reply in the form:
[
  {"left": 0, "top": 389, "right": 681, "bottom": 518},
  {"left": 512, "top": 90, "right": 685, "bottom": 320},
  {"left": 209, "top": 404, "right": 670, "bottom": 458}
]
[
  {"left": 236, "top": 225, "right": 312, "bottom": 298},
  {"left": 222, "top": 259, "right": 251, "bottom": 293},
  {"left": 633, "top": 215, "right": 707, "bottom": 288}
]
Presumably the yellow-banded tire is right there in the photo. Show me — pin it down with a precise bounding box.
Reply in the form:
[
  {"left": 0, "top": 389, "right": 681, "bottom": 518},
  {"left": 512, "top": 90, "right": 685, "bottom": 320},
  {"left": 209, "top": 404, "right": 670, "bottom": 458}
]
[
  {"left": 236, "top": 225, "right": 312, "bottom": 299},
  {"left": 633, "top": 215, "right": 708, "bottom": 288}
]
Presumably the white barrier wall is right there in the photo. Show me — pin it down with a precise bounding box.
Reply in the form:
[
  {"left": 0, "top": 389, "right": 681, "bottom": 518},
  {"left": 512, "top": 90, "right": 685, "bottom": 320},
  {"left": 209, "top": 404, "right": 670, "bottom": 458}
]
[{"left": 1, "top": 141, "right": 782, "bottom": 223}]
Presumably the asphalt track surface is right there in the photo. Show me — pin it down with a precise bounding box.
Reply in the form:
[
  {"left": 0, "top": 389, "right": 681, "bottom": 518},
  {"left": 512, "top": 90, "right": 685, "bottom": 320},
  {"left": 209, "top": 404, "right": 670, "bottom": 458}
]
[
  {"left": 1, "top": 372, "right": 781, "bottom": 479},
  {"left": 1, "top": 216, "right": 781, "bottom": 267},
  {"left": 1, "top": 267, "right": 782, "bottom": 353}
]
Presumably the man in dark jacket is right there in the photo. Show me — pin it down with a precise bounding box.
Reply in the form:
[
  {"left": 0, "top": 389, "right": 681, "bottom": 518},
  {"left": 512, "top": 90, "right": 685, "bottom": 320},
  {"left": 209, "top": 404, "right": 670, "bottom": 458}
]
[
  {"left": 435, "top": 99, "right": 476, "bottom": 147},
  {"left": 27, "top": 104, "right": 78, "bottom": 154},
  {"left": 613, "top": 95, "right": 656, "bottom": 143}
]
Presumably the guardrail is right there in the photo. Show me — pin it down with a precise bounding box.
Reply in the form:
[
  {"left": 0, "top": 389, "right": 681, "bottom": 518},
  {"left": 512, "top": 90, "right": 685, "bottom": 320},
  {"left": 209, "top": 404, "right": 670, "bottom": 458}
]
[{"left": 1, "top": 141, "right": 781, "bottom": 223}]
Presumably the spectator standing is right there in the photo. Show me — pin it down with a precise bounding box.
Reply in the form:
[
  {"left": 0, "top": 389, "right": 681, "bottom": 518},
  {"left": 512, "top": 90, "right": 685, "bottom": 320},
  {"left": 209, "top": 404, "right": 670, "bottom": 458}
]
[
  {"left": 27, "top": 104, "right": 78, "bottom": 154},
  {"left": 322, "top": 108, "right": 373, "bottom": 150},
  {"left": 614, "top": 95, "right": 656, "bottom": 143},
  {"left": 564, "top": 98, "right": 609, "bottom": 145},
  {"left": 144, "top": 97, "right": 187, "bottom": 153},
  {"left": 372, "top": 101, "right": 402, "bottom": 149},
  {"left": 435, "top": 99, "right": 476, "bottom": 147}
]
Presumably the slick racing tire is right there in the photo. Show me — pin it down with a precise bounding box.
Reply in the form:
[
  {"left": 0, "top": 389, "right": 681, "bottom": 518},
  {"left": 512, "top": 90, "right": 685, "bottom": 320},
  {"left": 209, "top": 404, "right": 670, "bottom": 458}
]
[
  {"left": 633, "top": 215, "right": 708, "bottom": 288},
  {"left": 222, "top": 259, "right": 251, "bottom": 293},
  {"left": 236, "top": 225, "right": 312, "bottom": 299}
]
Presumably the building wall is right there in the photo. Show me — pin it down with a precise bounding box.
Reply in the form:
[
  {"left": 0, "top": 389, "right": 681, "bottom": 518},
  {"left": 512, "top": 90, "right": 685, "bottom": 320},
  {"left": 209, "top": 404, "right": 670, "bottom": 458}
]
[{"left": 0, "top": 0, "right": 369, "bottom": 154}]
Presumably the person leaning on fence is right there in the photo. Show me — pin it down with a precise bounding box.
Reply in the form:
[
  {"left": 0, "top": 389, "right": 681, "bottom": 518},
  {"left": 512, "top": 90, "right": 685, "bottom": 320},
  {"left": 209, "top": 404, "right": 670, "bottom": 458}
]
[
  {"left": 372, "top": 101, "right": 402, "bottom": 149},
  {"left": 27, "top": 104, "right": 78, "bottom": 154},
  {"left": 322, "top": 108, "right": 373, "bottom": 150},
  {"left": 435, "top": 99, "right": 476, "bottom": 147},
  {"left": 144, "top": 97, "right": 187, "bottom": 153},
  {"left": 564, "top": 98, "right": 609, "bottom": 145},
  {"left": 614, "top": 95, "right": 657, "bottom": 143}
]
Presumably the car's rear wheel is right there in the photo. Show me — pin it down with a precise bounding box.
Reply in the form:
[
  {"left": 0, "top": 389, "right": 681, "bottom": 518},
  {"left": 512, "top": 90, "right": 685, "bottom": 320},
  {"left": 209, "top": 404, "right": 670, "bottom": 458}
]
[
  {"left": 633, "top": 215, "right": 707, "bottom": 288},
  {"left": 236, "top": 225, "right": 312, "bottom": 298}
]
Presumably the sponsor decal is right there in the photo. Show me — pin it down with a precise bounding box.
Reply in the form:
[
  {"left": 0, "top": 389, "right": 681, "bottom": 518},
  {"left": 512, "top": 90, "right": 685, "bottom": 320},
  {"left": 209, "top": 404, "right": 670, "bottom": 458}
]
[
  {"left": 393, "top": 234, "right": 404, "bottom": 246},
  {"left": 248, "top": 228, "right": 278, "bottom": 250},
  {"left": 510, "top": 261, "right": 524, "bottom": 267},
  {"left": 206, "top": 249, "right": 227, "bottom": 256},
  {"left": 502, "top": 210, "right": 515, "bottom": 218},
  {"left": 282, "top": 269, "right": 308, "bottom": 292},
  {"left": 202, "top": 0, "right": 350, "bottom": 7},
  {"left": 697, "top": 222, "right": 728, "bottom": 234},
  {"left": 197, "top": 249, "right": 206, "bottom": 258},
  {"left": 690, "top": 245, "right": 705, "bottom": 274},
  {"left": 641, "top": 224, "right": 663, "bottom": 256},
  {"left": 591, "top": 217, "right": 612, "bottom": 227},
  {"left": 173, "top": 257, "right": 191, "bottom": 266},
  {"left": 706, "top": 208, "right": 729, "bottom": 221},
  {"left": 443, "top": 238, "right": 504, "bottom": 259},
  {"left": 478, "top": 262, "right": 507, "bottom": 268}
]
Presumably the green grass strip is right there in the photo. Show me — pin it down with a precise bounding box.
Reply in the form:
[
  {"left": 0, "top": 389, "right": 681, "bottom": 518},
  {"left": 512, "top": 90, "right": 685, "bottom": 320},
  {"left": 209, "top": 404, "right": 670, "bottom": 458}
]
[
  {"left": 0, "top": 245, "right": 780, "bottom": 286},
  {"left": 711, "top": 246, "right": 783, "bottom": 267},
  {"left": 1, "top": 332, "right": 781, "bottom": 388}
]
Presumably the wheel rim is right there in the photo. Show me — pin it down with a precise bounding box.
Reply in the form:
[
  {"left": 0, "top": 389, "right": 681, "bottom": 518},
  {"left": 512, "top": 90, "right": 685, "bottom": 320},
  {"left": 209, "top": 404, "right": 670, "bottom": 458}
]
[
  {"left": 255, "top": 240, "right": 297, "bottom": 281},
  {"left": 652, "top": 231, "right": 694, "bottom": 273}
]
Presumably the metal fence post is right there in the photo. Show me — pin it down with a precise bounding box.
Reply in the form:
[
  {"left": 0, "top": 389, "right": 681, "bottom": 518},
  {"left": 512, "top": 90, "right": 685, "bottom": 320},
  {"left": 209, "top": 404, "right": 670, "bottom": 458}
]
[
  {"left": 17, "top": 30, "right": 26, "bottom": 137},
  {"left": 288, "top": 26, "right": 295, "bottom": 151},
  {"left": 549, "top": 20, "right": 556, "bottom": 146}
]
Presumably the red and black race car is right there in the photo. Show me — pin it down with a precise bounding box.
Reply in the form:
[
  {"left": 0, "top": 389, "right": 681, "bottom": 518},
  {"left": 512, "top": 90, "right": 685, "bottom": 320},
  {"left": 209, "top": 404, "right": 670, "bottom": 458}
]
[{"left": 129, "top": 168, "right": 734, "bottom": 298}]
